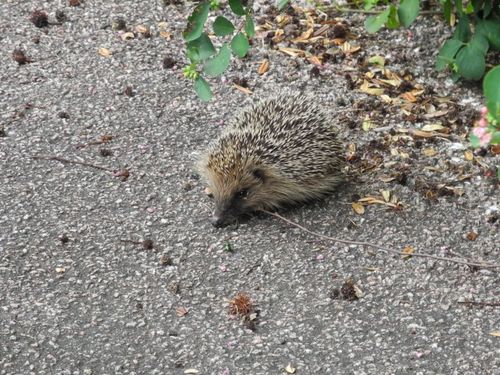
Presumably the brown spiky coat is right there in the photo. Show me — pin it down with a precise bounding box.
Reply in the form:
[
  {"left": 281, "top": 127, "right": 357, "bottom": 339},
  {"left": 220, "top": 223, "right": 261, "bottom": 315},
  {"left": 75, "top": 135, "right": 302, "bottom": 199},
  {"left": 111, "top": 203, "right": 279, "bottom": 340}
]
[{"left": 198, "top": 94, "right": 345, "bottom": 227}]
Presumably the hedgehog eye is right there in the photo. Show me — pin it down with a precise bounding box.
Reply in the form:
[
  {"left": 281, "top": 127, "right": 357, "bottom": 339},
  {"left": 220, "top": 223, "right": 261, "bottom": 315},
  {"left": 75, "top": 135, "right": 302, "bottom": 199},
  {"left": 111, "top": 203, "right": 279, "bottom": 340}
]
[{"left": 236, "top": 188, "right": 249, "bottom": 198}]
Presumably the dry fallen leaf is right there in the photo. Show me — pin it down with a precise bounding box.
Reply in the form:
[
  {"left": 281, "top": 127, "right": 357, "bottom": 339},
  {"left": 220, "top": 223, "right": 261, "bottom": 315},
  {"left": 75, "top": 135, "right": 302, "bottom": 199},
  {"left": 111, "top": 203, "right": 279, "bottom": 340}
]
[
  {"left": 121, "top": 32, "right": 135, "bottom": 41},
  {"left": 422, "top": 123, "right": 445, "bottom": 132},
  {"left": 233, "top": 84, "right": 252, "bottom": 95},
  {"left": 380, "top": 175, "right": 396, "bottom": 183},
  {"left": 278, "top": 47, "right": 305, "bottom": 57},
  {"left": 422, "top": 148, "right": 438, "bottom": 157},
  {"left": 464, "top": 150, "right": 474, "bottom": 161},
  {"left": 466, "top": 232, "right": 478, "bottom": 241},
  {"left": 402, "top": 246, "right": 415, "bottom": 258},
  {"left": 285, "top": 364, "right": 296, "bottom": 374},
  {"left": 381, "top": 190, "right": 391, "bottom": 202},
  {"left": 258, "top": 59, "right": 270, "bottom": 75},
  {"left": 98, "top": 47, "right": 112, "bottom": 57},
  {"left": 159, "top": 30, "right": 172, "bottom": 39},
  {"left": 411, "top": 130, "right": 435, "bottom": 138},
  {"left": 184, "top": 370, "right": 199, "bottom": 374},
  {"left": 340, "top": 41, "right": 360, "bottom": 54},
  {"left": 359, "top": 80, "right": 384, "bottom": 96},
  {"left": 352, "top": 202, "right": 365, "bottom": 215},
  {"left": 490, "top": 331, "right": 500, "bottom": 337},
  {"left": 135, "top": 25, "right": 149, "bottom": 34},
  {"left": 55, "top": 267, "right": 65, "bottom": 273},
  {"left": 423, "top": 109, "right": 449, "bottom": 119},
  {"left": 400, "top": 92, "right": 417, "bottom": 102},
  {"left": 176, "top": 306, "right": 189, "bottom": 317},
  {"left": 308, "top": 55, "right": 322, "bottom": 66},
  {"left": 100, "top": 134, "right": 113, "bottom": 142}
]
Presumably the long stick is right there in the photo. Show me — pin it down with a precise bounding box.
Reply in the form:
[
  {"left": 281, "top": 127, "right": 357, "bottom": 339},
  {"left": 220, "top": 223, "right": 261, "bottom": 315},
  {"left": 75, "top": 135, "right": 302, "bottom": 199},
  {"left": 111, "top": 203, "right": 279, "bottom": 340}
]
[{"left": 263, "top": 210, "right": 499, "bottom": 269}]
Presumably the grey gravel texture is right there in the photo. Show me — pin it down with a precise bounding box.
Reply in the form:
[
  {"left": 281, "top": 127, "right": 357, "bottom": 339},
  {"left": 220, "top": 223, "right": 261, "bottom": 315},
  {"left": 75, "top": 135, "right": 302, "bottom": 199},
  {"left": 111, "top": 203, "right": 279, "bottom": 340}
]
[{"left": 1, "top": 1, "right": 499, "bottom": 375}]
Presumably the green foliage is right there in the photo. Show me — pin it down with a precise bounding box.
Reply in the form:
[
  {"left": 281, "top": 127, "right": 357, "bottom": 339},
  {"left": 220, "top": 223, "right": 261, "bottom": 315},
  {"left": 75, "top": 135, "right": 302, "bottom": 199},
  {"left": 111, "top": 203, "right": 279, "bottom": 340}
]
[
  {"left": 195, "top": 77, "right": 212, "bottom": 102},
  {"left": 213, "top": 16, "right": 235, "bottom": 36},
  {"left": 278, "top": 0, "right": 290, "bottom": 10},
  {"left": 231, "top": 32, "right": 250, "bottom": 57},
  {"left": 398, "top": 0, "right": 420, "bottom": 26},
  {"left": 484, "top": 66, "right": 500, "bottom": 121},
  {"left": 203, "top": 43, "right": 231, "bottom": 77},
  {"left": 245, "top": 15, "right": 255, "bottom": 37},
  {"left": 365, "top": 0, "right": 419, "bottom": 32},
  {"left": 183, "top": 2, "right": 210, "bottom": 42},
  {"left": 229, "top": 0, "right": 246, "bottom": 15},
  {"left": 436, "top": 0, "right": 500, "bottom": 82},
  {"left": 186, "top": 32, "right": 216, "bottom": 62},
  {"left": 182, "top": 0, "right": 255, "bottom": 100}
]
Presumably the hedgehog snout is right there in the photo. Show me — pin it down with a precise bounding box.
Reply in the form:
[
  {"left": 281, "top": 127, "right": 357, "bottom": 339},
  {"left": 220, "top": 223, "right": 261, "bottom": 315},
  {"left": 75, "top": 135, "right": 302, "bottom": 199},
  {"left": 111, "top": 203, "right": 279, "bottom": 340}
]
[
  {"left": 210, "top": 198, "right": 245, "bottom": 228},
  {"left": 210, "top": 214, "right": 227, "bottom": 228},
  {"left": 210, "top": 209, "right": 237, "bottom": 228}
]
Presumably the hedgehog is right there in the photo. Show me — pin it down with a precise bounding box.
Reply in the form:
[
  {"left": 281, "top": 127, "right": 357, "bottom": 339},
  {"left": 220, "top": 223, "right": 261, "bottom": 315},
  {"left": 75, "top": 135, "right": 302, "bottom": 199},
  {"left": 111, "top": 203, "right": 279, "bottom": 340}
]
[{"left": 198, "top": 93, "right": 345, "bottom": 227}]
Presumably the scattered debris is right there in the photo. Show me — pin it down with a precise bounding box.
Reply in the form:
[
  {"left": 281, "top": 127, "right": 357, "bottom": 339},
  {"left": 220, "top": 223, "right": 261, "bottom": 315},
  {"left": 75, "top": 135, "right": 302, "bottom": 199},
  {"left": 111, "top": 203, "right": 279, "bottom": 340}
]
[
  {"left": 162, "top": 56, "right": 176, "bottom": 69},
  {"left": 466, "top": 232, "right": 478, "bottom": 241},
  {"left": 29, "top": 10, "right": 49, "bottom": 28},
  {"left": 12, "top": 49, "right": 32, "bottom": 65},
  {"left": 159, "top": 254, "right": 173, "bottom": 266},
  {"left": 59, "top": 234, "right": 70, "bottom": 244}
]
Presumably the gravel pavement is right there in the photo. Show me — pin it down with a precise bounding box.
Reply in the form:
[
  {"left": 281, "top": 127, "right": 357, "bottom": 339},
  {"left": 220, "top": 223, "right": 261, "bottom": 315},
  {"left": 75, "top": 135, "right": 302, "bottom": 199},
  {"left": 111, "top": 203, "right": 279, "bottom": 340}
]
[{"left": 1, "top": 1, "right": 499, "bottom": 374}]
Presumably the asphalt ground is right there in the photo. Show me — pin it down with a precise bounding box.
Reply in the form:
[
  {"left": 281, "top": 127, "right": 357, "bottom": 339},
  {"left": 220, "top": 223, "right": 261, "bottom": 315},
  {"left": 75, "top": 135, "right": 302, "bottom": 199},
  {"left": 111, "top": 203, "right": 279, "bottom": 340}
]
[{"left": 0, "top": 1, "right": 499, "bottom": 374}]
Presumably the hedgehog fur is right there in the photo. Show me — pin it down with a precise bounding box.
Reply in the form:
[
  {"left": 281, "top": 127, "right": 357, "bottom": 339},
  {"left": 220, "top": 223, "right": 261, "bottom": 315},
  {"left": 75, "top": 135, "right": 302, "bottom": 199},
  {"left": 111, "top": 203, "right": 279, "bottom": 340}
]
[{"left": 198, "top": 93, "right": 345, "bottom": 227}]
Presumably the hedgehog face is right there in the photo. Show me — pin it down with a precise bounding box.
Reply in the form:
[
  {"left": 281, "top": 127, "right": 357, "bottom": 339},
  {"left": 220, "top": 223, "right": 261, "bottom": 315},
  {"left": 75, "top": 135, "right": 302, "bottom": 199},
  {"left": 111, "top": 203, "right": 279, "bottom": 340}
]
[
  {"left": 211, "top": 168, "right": 268, "bottom": 228},
  {"left": 205, "top": 166, "right": 268, "bottom": 228}
]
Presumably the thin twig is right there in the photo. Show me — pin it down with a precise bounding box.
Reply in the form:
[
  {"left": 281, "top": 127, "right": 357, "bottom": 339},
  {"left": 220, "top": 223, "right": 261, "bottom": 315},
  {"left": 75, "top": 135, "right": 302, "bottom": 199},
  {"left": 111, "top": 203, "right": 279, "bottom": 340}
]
[
  {"left": 32, "top": 154, "right": 114, "bottom": 172},
  {"left": 458, "top": 301, "right": 500, "bottom": 307},
  {"left": 263, "top": 210, "right": 499, "bottom": 269},
  {"left": 333, "top": 7, "right": 441, "bottom": 15}
]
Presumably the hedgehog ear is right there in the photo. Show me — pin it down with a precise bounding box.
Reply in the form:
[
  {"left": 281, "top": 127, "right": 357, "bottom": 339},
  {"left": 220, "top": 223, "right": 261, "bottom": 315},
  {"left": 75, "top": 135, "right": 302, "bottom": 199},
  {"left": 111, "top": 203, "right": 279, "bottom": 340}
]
[{"left": 252, "top": 168, "right": 267, "bottom": 183}]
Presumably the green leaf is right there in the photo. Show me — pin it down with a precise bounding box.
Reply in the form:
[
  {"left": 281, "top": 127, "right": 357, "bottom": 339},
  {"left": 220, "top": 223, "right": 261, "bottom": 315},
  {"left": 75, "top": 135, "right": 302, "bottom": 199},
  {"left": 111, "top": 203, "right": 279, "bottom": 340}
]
[
  {"left": 483, "top": 65, "right": 500, "bottom": 119},
  {"left": 469, "top": 134, "right": 481, "bottom": 148},
  {"left": 453, "top": 15, "right": 471, "bottom": 42},
  {"left": 398, "top": 0, "right": 419, "bottom": 27},
  {"left": 194, "top": 76, "right": 212, "bottom": 101},
  {"left": 245, "top": 15, "right": 255, "bottom": 38},
  {"left": 365, "top": 6, "right": 391, "bottom": 33},
  {"left": 464, "top": 2, "right": 474, "bottom": 14},
  {"left": 203, "top": 43, "right": 231, "bottom": 77},
  {"left": 482, "top": 0, "right": 493, "bottom": 17},
  {"left": 470, "top": 34, "right": 489, "bottom": 55},
  {"left": 476, "top": 19, "right": 500, "bottom": 50},
  {"left": 186, "top": 32, "right": 216, "bottom": 62},
  {"left": 183, "top": 2, "right": 210, "bottom": 42},
  {"left": 386, "top": 5, "right": 400, "bottom": 29},
  {"left": 443, "top": 0, "right": 452, "bottom": 24},
  {"left": 435, "top": 39, "right": 464, "bottom": 71},
  {"left": 213, "top": 16, "right": 235, "bottom": 36},
  {"left": 491, "top": 131, "right": 500, "bottom": 145},
  {"left": 455, "top": 0, "right": 464, "bottom": 15},
  {"left": 229, "top": 0, "right": 246, "bottom": 16},
  {"left": 368, "top": 55, "right": 385, "bottom": 66},
  {"left": 231, "top": 32, "right": 249, "bottom": 57},
  {"left": 455, "top": 42, "right": 486, "bottom": 80},
  {"left": 364, "top": 0, "right": 379, "bottom": 11},
  {"left": 278, "top": 0, "right": 290, "bottom": 10}
]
